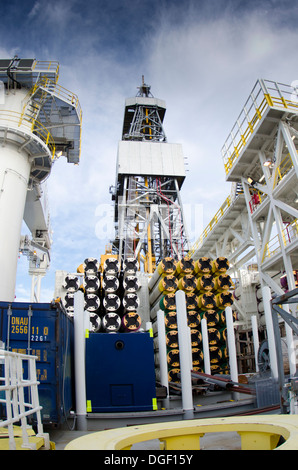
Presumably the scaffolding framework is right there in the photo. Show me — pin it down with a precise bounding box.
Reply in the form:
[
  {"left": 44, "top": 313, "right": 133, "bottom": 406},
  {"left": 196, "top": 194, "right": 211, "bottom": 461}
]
[{"left": 189, "top": 79, "right": 298, "bottom": 329}]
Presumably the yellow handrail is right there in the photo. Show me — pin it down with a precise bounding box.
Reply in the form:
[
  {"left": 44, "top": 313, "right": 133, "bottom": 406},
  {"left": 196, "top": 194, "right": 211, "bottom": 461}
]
[
  {"left": 0, "top": 109, "right": 55, "bottom": 158},
  {"left": 188, "top": 194, "right": 232, "bottom": 257},
  {"left": 261, "top": 218, "right": 298, "bottom": 263},
  {"left": 222, "top": 79, "right": 298, "bottom": 176}
]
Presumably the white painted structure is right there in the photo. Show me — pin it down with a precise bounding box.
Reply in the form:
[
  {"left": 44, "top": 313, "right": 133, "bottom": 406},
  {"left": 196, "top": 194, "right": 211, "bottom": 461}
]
[
  {"left": 189, "top": 79, "right": 298, "bottom": 375},
  {"left": 0, "top": 57, "right": 82, "bottom": 301}
]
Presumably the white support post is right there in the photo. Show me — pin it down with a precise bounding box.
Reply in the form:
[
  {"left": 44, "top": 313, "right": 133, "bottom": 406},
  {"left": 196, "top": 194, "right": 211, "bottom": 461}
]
[
  {"left": 201, "top": 318, "right": 211, "bottom": 375},
  {"left": 262, "top": 286, "right": 278, "bottom": 379},
  {"left": 175, "top": 290, "right": 194, "bottom": 419},
  {"left": 225, "top": 306, "right": 239, "bottom": 399},
  {"left": 157, "top": 310, "right": 169, "bottom": 408},
  {"left": 74, "top": 290, "right": 87, "bottom": 431},
  {"left": 251, "top": 315, "right": 260, "bottom": 372}
]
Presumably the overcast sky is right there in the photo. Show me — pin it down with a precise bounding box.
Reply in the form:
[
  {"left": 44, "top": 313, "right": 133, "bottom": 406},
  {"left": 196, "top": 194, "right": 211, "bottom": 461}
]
[{"left": 1, "top": 0, "right": 298, "bottom": 301}]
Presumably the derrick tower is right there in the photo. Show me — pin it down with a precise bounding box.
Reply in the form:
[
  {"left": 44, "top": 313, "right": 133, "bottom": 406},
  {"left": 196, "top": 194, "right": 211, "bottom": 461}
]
[
  {"left": 0, "top": 57, "right": 82, "bottom": 302},
  {"left": 111, "top": 77, "right": 189, "bottom": 273}
]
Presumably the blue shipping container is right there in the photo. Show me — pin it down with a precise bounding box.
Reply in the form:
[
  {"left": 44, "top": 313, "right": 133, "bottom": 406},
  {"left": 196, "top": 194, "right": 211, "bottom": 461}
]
[{"left": 0, "top": 301, "right": 74, "bottom": 426}]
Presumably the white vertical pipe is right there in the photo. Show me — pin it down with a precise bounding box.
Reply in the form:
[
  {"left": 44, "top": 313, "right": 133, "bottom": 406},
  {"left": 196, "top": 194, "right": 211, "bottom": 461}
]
[
  {"left": 251, "top": 315, "right": 260, "bottom": 372},
  {"left": 74, "top": 290, "right": 87, "bottom": 431},
  {"left": 201, "top": 318, "right": 211, "bottom": 375},
  {"left": 262, "top": 286, "right": 278, "bottom": 379},
  {"left": 225, "top": 306, "right": 238, "bottom": 387},
  {"left": 157, "top": 310, "right": 169, "bottom": 408},
  {"left": 175, "top": 290, "right": 193, "bottom": 419},
  {"left": 284, "top": 308, "right": 296, "bottom": 377}
]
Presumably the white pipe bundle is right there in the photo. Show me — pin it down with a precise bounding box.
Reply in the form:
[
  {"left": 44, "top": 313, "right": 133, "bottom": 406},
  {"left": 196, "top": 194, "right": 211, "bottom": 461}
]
[
  {"left": 103, "top": 257, "right": 120, "bottom": 275},
  {"left": 83, "top": 274, "right": 100, "bottom": 293},
  {"left": 102, "top": 275, "right": 119, "bottom": 293},
  {"left": 123, "top": 292, "right": 140, "bottom": 312},
  {"left": 123, "top": 275, "right": 140, "bottom": 293},
  {"left": 103, "top": 293, "right": 121, "bottom": 312},
  {"left": 63, "top": 275, "right": 80, "bottom": 292},
  {"left": 123, "top": 257, "right": 139, "bottom": 274},
  {"left": 102, "top": 312, "right": 121, "bottom": 332},
  {"left": 83, "top": 257, "right": 100, "bottom": 274},
  {"left": 84, "top": 293, "right": 100, "bottom": 312}
]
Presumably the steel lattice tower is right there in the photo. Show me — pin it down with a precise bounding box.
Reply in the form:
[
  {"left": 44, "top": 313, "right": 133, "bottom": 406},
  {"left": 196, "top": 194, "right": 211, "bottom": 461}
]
[{"left": 111, "top": 78, "right": 189, "bottom": 273}]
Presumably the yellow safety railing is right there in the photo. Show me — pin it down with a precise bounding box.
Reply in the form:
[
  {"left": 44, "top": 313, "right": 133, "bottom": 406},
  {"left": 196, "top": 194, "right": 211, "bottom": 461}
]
[
  {"left": 0, "top": 110, "right": 55, "bottom": 158},
  {"left": 64, "top": 415, "right": 298, "bottom": 450},
  {"left": 273, "top": 152, "right": 294, "bottom": 188},
  {"left": 22, "top": 77, "right": 82, "bottom": 125},
  {"left": 188, "top": 194, "right": 233, "bottom": 257},
  {"left": 222, "top": 79, "right": 298, "bottom": 176},
  {"left": 32, "top": 60, "right": 60, "bottom": 82},
  {"left": 261, "top": 219, "right": 298, "bottom": 263}
]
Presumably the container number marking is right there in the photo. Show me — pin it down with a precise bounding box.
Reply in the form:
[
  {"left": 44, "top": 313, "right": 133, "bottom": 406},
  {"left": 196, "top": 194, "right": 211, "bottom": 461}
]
[{"left": 10, "top": 317, "right": 49, "bottom": 341}]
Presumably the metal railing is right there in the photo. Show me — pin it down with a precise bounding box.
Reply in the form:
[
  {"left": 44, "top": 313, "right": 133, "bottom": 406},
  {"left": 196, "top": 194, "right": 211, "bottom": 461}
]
[
  {"left": 273, "top": 152, "right": 294, "bottom": 188},
  {"left": 261, "top": 219, "right": 298, "bottom": 263},
  {"left": 188, "top": 184, "right": 244, "bottom": 257},
  {"left": 0, "top": 349, "right": 50, "bottom": 450},
  {"left": 188, "top": 194, "right": 232, "bottom": 257},
  {"left": 32, "top": 60, "right": 60, "bottom": 82},
  {"left": 222, "top": 79, "right": 298, "bottom": 175},
  {"left": 0, "top": 109, "right": 56, "bottom": 158}
]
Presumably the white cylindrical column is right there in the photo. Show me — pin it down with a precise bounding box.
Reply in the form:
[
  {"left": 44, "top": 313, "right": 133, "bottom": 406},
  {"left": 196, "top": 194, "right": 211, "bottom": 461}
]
[
  {"left": 251, "top": 315, "right": 260, "bottom": 372},
  {"left": 0, "top": 89, "right": 35, "bottom": 301},
  {"left": 157, "top": 310, "right": 169, "bottom": 408},
  {"left": 175, "top": 290, "right": 193, "bottom": 419},
  {"left": 74, "top": 290, "right": 87, "bottom": 431},
  {"left": 262, "top": 286, "right": 278, "bottom": 379},
  {"left": 201, "top": 318, "right": 211, "bottom": 375},
  {"left": 225, "top": 306, "right": 238, "bottom": 390},
  {"left": 0, "top": 144, "right": 31, "bottom": 301}
]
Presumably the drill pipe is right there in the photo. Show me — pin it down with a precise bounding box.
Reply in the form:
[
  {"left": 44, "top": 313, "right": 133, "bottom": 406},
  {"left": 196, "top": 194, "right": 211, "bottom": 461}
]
[
  {"left": 196, "top": 274, "right": 215, "bottom": 292},
  {"left": 103, "top": 257, "right": 120, "bottom": 276},
  {"left": 175, "top": 257, "right": 195, "bottom": 276},
  {"left": 63, "top": 275, "right": 80, "bottom": 292},
  {"left": 165, "top": 330, "right": 179, "bottom": 348},
  {"left": 198, "top": 292, "right": 216, "bottom": 310},
  {"left": 102, "top": 312, "right": 121, "bottom": 332},
  {"left": 194, "top": 257, "right": 212, "bottom": 275},
  {"left": 149, "top": 274, "right": 178, "bottom": 306},
  {"left": 102, "top": 275, "right": 120, "bottom": 293},
  {"left": 212, "top": 257, "right": 229, "bottom": 274},
  {"left": 103, "top": 293, "right": 121, "bottom": 312},
  {"left": 88, "top": 312, "right": 101, "bottom": 332},
  {"left": 123, "top": 275, "right": 140, "bottom": 293},
  {"left": 123, "top": 292, "right": 140, "bottom": 312},
  {"left": 122, "top": 312, "right": 142, "bottom": 332},
  {"left": 123, "top": 257, "right": 139, "bottom": 274},
  {"left": 213, "top": 274, "right": 233, "bottom": 291},
  {"left": 148, "top": 257, "right": 178, "bottom": 291},
  {"left": 84, "top": 293, "right": 101, "bottom": 312},
  {"left": 83, "top": 274, "right": 100, "bottom": 293},
  {"left": 83, "top": 257, "right": 100, "bottom": 274},
  {"left": 177, "top": 274, "right": 197, "bottom": 293}
]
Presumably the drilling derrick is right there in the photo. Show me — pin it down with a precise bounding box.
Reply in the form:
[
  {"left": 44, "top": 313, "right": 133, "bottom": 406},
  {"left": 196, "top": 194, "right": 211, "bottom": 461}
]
[{"left": 112, "top": 78, "right": 189, "bottom": 273}]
